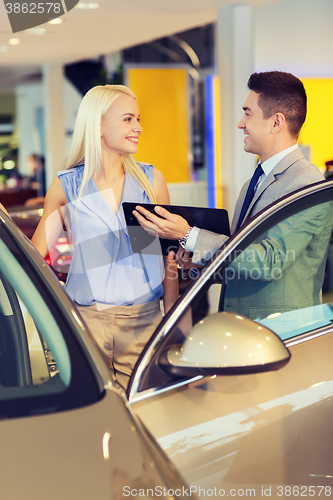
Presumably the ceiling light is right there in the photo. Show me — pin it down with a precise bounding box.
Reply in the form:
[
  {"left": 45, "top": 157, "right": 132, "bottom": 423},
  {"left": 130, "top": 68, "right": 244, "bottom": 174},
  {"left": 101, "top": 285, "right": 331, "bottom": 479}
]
[
  {"left": 0, "top": 46, "right": 8, "bottom": 52},
  {"left": 48, "top": 18, "right": 63, "bottom": 24},
  {"left": 24, "top": 28, "right": 47, "bottom": 35},
  {"left": 75, "top": 2, "right": 100, "bottom": 9},
  {"left": 3, "top": 160, "right": 15, "bottom": 170},
  {"left": 8, "top": 38, "right": 20, "bottom": 45}
]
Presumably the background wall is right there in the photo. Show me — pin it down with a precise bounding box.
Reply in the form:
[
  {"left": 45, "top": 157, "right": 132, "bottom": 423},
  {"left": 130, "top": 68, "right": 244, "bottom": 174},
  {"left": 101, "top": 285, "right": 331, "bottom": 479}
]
[
  {"left": 16, "top": 79, "right": 81, "bottom": 176},
  {"left": 10, "top": 0, "right": 333, "bottom": 199},
  {"left": 299, "top": 79, "right": 333, "bottom": 170},
  {"left": 127, "top": 66, "right": 191, "bottom": 183},
  {"left": 0, "top": 92, "right": 16, "bottom": 151},
  {"left": 16, "top": 83, "right": 44, "bottom": 176},
  {"left": 255, "top": 0, "right": 333, "bottom": 77},
  {"left": 254, "top": 0, "right": 333, "bottom": 173}
]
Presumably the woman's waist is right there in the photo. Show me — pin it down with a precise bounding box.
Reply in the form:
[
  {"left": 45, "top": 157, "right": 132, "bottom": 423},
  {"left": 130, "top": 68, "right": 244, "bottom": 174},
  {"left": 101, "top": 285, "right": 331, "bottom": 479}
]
[{"left": 75, "top": 297, "right": 161, "bottom": 316}]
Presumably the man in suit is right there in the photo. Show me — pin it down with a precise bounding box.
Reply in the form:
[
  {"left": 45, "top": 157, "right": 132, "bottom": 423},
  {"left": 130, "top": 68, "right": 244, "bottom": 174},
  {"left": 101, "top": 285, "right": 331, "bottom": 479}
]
[{"left": 134, "top": 71, "right": 331, "bottom": 319}]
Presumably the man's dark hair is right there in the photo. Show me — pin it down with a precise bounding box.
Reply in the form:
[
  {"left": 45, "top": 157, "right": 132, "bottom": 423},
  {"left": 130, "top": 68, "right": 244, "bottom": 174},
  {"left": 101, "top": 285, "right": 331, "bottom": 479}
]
[{"left": 248, "top": 71, "right": 307, "bottom": 138}]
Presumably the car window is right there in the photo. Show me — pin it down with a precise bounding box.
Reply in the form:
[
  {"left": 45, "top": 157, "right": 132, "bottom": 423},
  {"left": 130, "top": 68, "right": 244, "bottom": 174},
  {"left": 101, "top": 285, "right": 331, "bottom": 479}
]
[
  {"left": 0, "top": 226, "right": 100, "bottom": 418},
  {"left": 222, "top": 200, "right": 333, "bottom": 340},
  {"left": 185, "top": 198, "right": 333, "bottom": 344},
  {"left": 130, "top": 185, "right": 333, "bottom": 396},
  {"left": 0, "top": 238, "right": 70, "bottom": 393}
]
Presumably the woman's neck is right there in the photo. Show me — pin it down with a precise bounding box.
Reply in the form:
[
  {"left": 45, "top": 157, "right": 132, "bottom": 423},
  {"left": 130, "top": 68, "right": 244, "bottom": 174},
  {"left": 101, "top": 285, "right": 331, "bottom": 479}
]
[
  {"left": 98, "top": 152, "right": 124, "bottom": 185},
  {"left": 93, "top": 155, "right": 126, "bottom": 214}
]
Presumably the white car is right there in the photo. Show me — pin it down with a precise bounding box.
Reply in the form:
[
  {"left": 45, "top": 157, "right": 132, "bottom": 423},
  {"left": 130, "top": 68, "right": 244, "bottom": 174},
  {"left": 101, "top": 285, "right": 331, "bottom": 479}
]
[
  {"left": 127, "top": 179, "right": 333, "bottom": 498},
  {"left": 1, "top": 178, "right": 333, "bottom": 499}
]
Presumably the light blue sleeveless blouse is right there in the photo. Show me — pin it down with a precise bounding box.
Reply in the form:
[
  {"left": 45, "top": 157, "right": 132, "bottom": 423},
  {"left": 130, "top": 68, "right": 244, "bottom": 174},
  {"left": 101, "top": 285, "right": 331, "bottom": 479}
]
[{"left": 57, "top": 163, "right": 164, "bottom": 306}]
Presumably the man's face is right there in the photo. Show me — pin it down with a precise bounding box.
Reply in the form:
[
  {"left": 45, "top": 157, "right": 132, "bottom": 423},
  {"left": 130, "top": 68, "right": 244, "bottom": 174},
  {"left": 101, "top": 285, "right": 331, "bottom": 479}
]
[{"left": 238, "top": 91, "right": 274, "bottom": 162}]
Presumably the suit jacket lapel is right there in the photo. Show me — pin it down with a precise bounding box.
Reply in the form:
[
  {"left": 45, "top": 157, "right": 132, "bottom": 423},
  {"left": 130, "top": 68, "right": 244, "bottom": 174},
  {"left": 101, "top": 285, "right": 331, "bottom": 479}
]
[
  {"left": 251, "top": 148, "right": 305, "bottom": 210},
  {"left": 231, "top": 148, "right": 305, "bottom": 233},
  {"left": 231, "top": 181, "right": 249, "bottom": 234}
]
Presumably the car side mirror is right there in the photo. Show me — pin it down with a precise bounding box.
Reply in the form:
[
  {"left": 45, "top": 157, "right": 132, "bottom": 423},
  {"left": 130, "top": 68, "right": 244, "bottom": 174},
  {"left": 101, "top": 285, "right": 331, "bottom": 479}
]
[{"left": 159, "top": 312, "right": 291, "bottom": 376}]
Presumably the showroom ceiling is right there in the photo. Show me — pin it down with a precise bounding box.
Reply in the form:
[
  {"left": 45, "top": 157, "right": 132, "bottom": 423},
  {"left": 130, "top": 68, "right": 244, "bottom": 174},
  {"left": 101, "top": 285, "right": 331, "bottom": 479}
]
[{"left": 0, "top": 0, "right": 283, "bottom": 89}]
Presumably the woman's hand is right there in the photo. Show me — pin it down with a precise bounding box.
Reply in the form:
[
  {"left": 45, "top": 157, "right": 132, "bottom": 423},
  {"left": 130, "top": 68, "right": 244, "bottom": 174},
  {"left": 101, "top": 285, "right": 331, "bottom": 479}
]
[
  {"left": 133, "top": 205, "right": 190, "bottom": 240},
  {"left": 175, "top": 247, "right": 202, "bottom": 270}
]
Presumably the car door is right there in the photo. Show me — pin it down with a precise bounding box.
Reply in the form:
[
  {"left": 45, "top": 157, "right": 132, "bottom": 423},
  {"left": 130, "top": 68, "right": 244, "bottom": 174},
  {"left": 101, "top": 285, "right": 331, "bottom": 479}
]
[
  {"left": 128, "top": 180, "right": 333, "bottom": 497},
  {"left": 0, "top": 212, "right": 193, "bottom": 500}
]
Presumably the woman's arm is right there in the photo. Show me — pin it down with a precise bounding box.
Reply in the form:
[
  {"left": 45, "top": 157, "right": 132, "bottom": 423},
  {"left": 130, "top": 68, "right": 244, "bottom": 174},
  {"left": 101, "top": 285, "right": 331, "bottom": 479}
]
[
  {"left": 31, "top": 177, "right": 68, "bottom": 257},
  {"left": 153, "top": 169, "right": 179, "bottom": 314}
]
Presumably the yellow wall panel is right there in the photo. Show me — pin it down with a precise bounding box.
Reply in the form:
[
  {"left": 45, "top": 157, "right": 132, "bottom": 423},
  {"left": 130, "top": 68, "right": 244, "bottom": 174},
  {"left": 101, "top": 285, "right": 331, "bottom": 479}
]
[
  {"left": 127, "top": 67, "right": 190, "bottom": 183},
  {"left": 299, "top": 78, "right": 333, "bottom": 172}
]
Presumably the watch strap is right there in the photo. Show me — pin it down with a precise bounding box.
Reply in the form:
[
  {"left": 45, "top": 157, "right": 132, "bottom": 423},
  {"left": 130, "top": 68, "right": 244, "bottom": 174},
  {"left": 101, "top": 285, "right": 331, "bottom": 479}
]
[{"left": 179, "top": 227, "right": 193, "bottom": 248}]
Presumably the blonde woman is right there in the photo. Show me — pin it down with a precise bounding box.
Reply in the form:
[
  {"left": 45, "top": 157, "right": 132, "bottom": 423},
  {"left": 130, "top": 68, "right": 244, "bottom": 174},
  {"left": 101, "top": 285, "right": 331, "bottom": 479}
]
[{"left": 32, "top": 85, "right": 178, "bottom": 390}]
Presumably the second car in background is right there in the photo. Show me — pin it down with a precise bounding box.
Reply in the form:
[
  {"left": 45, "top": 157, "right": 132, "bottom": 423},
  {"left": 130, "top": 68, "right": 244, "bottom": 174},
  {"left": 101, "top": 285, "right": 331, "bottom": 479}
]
[{"left": 8, "top": 204, "right": 72, "bottom": 283}]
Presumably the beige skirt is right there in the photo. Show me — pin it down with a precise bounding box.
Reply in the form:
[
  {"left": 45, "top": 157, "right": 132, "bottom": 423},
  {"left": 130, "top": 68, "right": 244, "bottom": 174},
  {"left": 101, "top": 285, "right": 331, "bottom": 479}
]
[{"left": 77, "top": 299, "right": 162, "bottom": 390}]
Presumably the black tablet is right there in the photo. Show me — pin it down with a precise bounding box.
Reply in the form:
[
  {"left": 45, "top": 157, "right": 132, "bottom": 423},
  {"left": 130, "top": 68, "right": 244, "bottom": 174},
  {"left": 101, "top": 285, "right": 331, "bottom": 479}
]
[{"left": 122, "top": 202, "right": 230, "bottom": 255}]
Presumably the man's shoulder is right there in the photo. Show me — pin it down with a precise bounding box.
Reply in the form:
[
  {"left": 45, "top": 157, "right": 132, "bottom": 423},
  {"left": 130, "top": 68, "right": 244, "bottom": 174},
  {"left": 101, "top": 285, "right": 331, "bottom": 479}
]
[{"left": 275, "top": 148, "right": 324, "bottom": 185}]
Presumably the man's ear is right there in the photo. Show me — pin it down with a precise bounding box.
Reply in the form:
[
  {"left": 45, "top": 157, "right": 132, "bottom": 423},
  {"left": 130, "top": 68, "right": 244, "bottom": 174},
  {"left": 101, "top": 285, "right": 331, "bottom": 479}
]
[{"left": 271, "top": 112, "right": 285, "bottom": 134}]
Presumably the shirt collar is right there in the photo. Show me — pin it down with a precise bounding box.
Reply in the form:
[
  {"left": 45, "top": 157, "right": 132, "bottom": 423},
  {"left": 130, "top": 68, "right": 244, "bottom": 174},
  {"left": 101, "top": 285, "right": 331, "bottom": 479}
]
[{"left": 261, "top": 144, "right": 298, "bottom": 177}]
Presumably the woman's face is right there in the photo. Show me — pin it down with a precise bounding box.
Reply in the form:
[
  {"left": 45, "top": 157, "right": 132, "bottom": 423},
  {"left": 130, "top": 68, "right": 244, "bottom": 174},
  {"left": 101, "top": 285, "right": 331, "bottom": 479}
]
[{"left": 100, "top": 93, "right": 142, "bottom": 157}]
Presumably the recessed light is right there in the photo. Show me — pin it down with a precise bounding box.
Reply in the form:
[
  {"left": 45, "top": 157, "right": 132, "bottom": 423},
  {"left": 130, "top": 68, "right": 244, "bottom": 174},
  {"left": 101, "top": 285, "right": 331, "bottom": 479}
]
[
  {"left": 24, "top": 28, "right": 47, "bottom": 35},
  {"left": 3, "top": 160, "right": 15, "bottom": 170},
  {"left": 75, "top": 2, "right": 100, "bottom": 9},
  {"left": 48, "top": 18, "right": 63, "bottom": 24},
  {"left": 8, "top": 38, "right": 20, "bottom": 45}
]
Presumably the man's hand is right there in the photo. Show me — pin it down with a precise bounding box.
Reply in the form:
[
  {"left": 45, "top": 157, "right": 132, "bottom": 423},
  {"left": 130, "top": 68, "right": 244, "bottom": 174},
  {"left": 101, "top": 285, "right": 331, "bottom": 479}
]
[{"left": 133, "top": 205, "right": 190, "bottom": 240}]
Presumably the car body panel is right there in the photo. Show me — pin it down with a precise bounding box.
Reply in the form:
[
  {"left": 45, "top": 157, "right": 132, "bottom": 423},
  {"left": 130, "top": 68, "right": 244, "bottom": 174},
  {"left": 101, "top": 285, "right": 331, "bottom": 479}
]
[
  {"left": 0, "top": 387, "right": 188, "bottom": 500},
  {"left": 131, "top": 330, "right": 333, "bottom": 490},
  {"left": 128, "top": 180, "right": 333, "bottom": 493}
]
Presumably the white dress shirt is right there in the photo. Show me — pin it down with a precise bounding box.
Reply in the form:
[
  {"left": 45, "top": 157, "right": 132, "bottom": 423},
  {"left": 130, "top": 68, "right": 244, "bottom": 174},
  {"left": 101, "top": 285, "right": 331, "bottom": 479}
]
[{"left": 256, "top": 143, "right": 298, "bottom": 192}]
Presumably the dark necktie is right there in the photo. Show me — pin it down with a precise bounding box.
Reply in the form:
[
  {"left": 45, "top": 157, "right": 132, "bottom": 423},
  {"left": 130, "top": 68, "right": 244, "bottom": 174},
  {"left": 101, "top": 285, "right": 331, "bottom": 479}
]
[{"left": 236, "top": 163, "right": 264, "bottom": 231}]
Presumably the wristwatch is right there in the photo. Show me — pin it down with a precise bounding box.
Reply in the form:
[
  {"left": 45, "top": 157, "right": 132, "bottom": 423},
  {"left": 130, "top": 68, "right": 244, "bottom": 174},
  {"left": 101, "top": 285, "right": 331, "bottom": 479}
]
[{"left": 179, "top": 227, "right": 193, "bottom": 249}]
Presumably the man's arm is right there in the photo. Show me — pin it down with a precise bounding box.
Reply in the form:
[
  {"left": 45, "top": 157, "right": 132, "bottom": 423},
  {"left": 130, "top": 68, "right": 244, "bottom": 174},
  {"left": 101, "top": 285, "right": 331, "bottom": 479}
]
[
  {"left": 229, "top": 202, "right": 333, "bottom": 281},
  {"left": 190, "top": 229, "right": 228, "bottom": 265},
  {"left": 134, "top": 204, "right": 228, "bottom": 267}
]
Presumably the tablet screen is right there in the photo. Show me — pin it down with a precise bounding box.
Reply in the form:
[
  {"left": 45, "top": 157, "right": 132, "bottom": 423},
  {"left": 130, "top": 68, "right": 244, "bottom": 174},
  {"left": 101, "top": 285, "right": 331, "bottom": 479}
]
[{"left": 122, "top": 202, "right": 230, "bottom": 255}]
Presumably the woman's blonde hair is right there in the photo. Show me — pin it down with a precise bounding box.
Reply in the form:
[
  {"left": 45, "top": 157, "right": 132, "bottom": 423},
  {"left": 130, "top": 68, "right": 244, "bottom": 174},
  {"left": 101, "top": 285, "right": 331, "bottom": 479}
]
[{"left": 66, "top": 84, "right": 156, "bottom": 202}]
